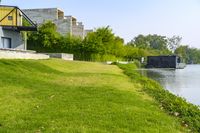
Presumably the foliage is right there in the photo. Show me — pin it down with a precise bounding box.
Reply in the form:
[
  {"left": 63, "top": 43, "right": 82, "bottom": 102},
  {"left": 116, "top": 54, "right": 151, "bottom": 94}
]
[
  {"left": 167, "top": 36, "right": 182, "bottom": 53},
  {"left": 27, "top": 21, "right": 62, "bottom": 52},
  {"left": 175, "top": 45, "right": 200, "bottom": 64},
  {"left": 81, "top": 26, "right": 125, "bottom": 60},
  {"left": 28, "top": 24, "right": 125, "bottom": 61},
  {"left": 22, "top": 18, "right": 32, "bottom": 27},
  {"left": 118, "top": 63, "right": 200, "bottom": 132},
  {"left": 128, "top": 34, "right": 170, "bottom": 51}
]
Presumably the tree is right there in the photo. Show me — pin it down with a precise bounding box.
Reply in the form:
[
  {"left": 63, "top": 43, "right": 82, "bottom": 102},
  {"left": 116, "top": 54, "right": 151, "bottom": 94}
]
[
  {"left": 175, "top": 45, "right": 189, "bottom": 63},
  {"left": 147, "top": 34, "right": 168, "bottom": 50},
  {"left": 131, "top": 34, "right": 150, "bottom": 49},
  {"left": 175, "top": 45, "right": 200, "bottom": 64},
  {"left": 129, "top": 34, "right": 169, "bottom": 51},
  {"left": 82, "top": 26, "right": 125, "bottom": 60},
  {"left": 28, "top": 21, "right": 63, "bottom": 52},
  {"left": 168, "top": 36, "right": 182, "bottom": 53}
]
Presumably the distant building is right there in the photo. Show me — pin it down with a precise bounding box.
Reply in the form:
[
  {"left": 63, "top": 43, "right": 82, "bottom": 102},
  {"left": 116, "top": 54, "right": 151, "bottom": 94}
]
[
  {"left": 65, "top": 16, "right": 84, "bottom": 37},
  {"left": 0, "top": 5, "right": 37, "bottom": 50},
  {"left": 23, "top": 8, "right": 92, "bottom": 38},
  {"left": 146, "top": 55, "right": 186, "bottom": 69},
  {"left": 84, "top": 29, "right": 93, "bottom": 37}
]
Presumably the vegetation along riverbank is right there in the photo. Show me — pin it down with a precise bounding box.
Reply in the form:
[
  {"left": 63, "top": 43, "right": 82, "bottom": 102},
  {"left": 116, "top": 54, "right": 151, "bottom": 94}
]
[
  {"left": 117, "top": 63, "right": 200, "bottom": 132},
  {"left": 0, "top": 59, "right": 187, "bottom": 132}
]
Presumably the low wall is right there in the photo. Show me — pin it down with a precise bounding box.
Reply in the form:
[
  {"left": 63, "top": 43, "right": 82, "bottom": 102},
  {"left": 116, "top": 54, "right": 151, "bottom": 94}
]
[
  {"left": 0, "top": 49, "right": 49, "bottom": 60},
  {"left": 46, "top": 53, "right": 73, "bottom": 61}
]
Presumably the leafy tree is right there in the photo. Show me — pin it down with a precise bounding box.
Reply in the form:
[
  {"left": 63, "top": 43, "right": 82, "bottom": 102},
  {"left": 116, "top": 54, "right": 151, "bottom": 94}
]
[
  {"left": 147, "top": 35, "right": 168, "bottom": 50},
  {"left": 168, "top": 36, "right": 182, "bottom": 53},
  {"left": 27, "top": 21, "right": 61, "bottom": 52},
  {"left": 175, "top": 45, "right": 200, "bottom": 64},
  {"left": 82, "top": 26, "right": 125, "bottom": 61},
  {"left": 129, "top": 34, "right": 169, "bottom": 51},
  {"left": 131, "top": 34, "right": 150, "bottom": 48}
]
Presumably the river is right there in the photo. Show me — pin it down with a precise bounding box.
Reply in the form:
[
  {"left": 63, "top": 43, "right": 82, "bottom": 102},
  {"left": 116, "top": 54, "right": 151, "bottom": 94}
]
[{"left": 138, "top": 65, "right": 200, "bottom": 106}]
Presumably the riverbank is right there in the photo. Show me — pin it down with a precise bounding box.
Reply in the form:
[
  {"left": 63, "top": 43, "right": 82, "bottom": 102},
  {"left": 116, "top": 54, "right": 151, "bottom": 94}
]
[
  {"left": 0, "top": 59, "right": 185, "bottom": 132},
  {"left": 117, "top": 63, "right": 200, "bottom": 132}
]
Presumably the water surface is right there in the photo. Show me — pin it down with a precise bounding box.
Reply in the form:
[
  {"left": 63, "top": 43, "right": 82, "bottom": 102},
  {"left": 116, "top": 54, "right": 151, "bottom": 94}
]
[{"left": 138, "top": 65, "right": 200, "bottom": 106}]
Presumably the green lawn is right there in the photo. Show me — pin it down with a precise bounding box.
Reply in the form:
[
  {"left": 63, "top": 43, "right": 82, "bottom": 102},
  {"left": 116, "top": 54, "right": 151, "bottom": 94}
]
[{"left": 0, "top": 59, "right": 185, "bottom": 132}]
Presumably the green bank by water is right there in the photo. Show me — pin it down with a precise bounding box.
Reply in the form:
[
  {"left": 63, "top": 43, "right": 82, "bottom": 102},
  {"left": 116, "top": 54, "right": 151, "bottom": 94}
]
[
  {"left": 118, "top": 63, "right": 200, "bottom": 132},
  {"left": 0, "top": 59, "right": 185, "bottom": 132}
]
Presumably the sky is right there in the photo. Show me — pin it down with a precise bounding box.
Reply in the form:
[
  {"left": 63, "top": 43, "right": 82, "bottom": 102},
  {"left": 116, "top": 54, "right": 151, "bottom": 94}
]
[{"left": 1, "top": 0, "right": 200, "bottom": 48}]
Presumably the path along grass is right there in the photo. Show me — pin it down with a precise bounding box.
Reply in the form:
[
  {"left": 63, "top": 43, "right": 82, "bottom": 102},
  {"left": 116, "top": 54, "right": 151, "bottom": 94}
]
[{"left": 0, "top": 59, "right": 185, "bottom": 132}]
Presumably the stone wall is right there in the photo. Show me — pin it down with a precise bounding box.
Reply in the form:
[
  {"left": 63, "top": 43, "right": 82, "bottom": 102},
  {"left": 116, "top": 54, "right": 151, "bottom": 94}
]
[{"left": 0, "top": 27, "right": 24, "bottom": 50}]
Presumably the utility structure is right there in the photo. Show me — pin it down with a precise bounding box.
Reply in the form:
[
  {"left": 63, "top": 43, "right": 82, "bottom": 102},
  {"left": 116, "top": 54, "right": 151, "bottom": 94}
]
[{"left": 0, "top": 5, "right": 37, "bottom": 49}]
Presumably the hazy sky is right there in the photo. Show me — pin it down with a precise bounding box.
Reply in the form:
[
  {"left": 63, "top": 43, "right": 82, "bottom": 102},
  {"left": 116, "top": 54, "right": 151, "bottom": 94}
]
[{"left": 1, "top": 0, "right": 200, "bottom": 48}]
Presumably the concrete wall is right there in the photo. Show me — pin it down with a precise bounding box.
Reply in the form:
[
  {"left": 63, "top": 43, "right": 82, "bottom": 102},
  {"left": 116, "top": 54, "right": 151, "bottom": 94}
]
[
  {"left": 23, "top": 8, "right": 60, "bottom": 24},
  {"left": 54, "top": 19, "right": 72, "bottom": 35},
  {"left": 0, "top": 27, "right": 24, "bottom": 50},
  {"left": 46, "top": 53, "right": 73, "bottom": 61},
  {"left": 23, "top": 8, "right": 88, "bottom": 38},
  {"left": 72, "top": 22, "right": 84, "bottom": 38},
  {"left": 0, "top": 49, "right": 50, "bottom": 59}
]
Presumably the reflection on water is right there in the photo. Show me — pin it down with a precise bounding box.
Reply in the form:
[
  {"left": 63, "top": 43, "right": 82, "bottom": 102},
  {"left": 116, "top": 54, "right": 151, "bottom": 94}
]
[{"left": 138, "top": 65, "right": 200, "bottom": 106}]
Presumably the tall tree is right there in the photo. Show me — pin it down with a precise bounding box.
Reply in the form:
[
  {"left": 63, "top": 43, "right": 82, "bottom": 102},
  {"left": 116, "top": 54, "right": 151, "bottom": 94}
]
[
  {"left": 168, "top": 36, "right": 182, "bottom": 53},
  {"left": 129, "top": 34, "right": 169, "bottom": 51},
  {"left": 132, "top": 34, "right": 150, "bottom": 49},
  {"left": 175, "top": 45, "right": 189, "bottom": 63}
]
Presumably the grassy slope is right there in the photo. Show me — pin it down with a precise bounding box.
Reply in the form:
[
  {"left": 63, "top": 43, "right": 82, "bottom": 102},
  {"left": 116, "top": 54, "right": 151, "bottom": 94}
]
[{"left": 0, "top": 59, "right": 185, "bottom": 133}]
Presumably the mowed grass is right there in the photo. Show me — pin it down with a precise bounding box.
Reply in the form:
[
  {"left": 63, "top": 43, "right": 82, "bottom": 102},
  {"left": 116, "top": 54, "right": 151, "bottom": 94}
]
[{"left": 0, "top": 59, "right": 185, "bottom": 133}]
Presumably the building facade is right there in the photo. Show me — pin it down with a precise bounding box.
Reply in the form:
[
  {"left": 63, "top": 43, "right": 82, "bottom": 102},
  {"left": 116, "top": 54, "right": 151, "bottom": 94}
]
[
  {"left": 0, "top": 5, "right": 37, "bottom": 50},
  {"left": 0, "top": 27, "right": 24, "bottom": 49},
  {"left": 23, "top": 8, "right": 92, "bottom": 38},
  {"left": 0, "top": 5, "right": 22, "bottom": 27}
]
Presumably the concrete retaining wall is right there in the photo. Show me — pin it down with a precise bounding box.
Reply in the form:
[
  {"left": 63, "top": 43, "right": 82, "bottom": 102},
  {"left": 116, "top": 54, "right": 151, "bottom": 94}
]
[
  {"left": 46, "top": 53, "right": 73, "bottom": 61},
  {"left": 0, "top": 49, "right": 49, "bottom": 60}
]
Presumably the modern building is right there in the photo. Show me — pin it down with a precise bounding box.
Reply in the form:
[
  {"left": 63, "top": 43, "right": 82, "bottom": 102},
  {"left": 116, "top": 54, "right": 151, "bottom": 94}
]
[
  {"left": 0, "top": 5, "right": 37, "bottom": 50},
  {"left": 23, "top": 8, "right": 92, "bottom": 38},
  {"left": 146, "top": 55, "right": 186, "bottom": 69}
]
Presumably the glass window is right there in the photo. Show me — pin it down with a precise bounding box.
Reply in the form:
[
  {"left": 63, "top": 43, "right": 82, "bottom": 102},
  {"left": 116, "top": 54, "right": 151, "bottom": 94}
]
[{"left": 8, "top": 16, "right": 13, "bottom": 20}]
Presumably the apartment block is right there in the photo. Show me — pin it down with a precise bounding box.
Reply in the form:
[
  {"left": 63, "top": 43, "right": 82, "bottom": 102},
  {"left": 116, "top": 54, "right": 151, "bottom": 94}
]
[{"left": 23, "top": 8, "right": 92, "bottom": 38}]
